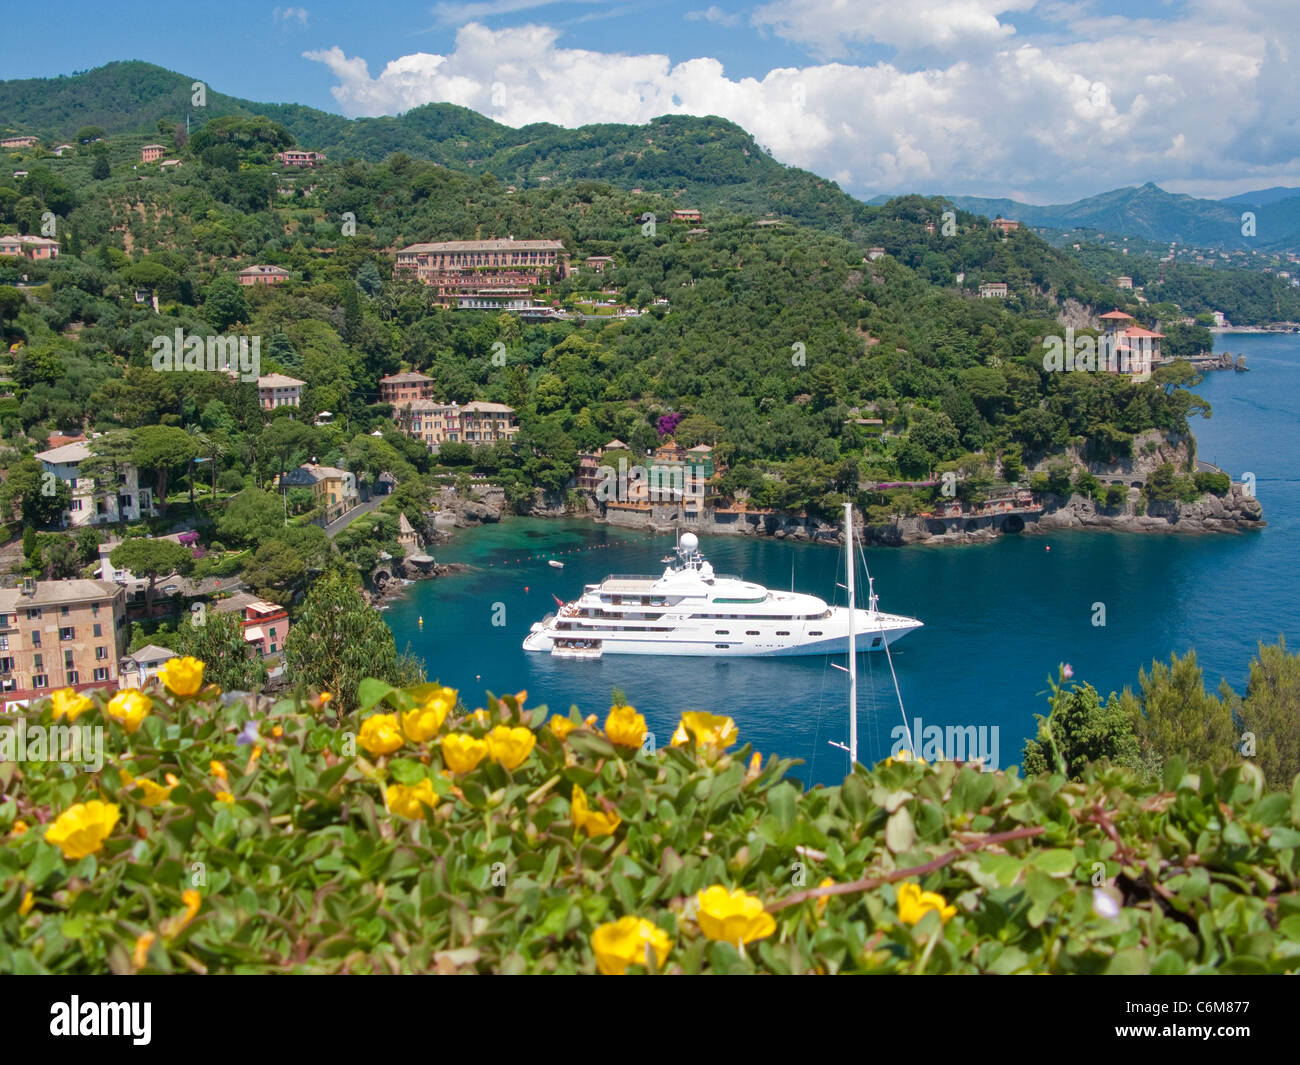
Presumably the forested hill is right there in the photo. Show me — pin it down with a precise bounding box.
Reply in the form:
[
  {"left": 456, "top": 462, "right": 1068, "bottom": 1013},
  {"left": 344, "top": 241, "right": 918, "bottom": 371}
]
[
  {"left": 0, "top": 61, "right": 867, "bottom": 233},
  {"left": 945, "top": 183, "right": 1300, "bottom": 253}
]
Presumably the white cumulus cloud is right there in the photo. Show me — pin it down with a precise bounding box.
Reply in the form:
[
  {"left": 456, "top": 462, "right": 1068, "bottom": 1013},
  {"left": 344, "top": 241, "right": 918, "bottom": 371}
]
[{"left": 304, "top": 6, "right": 1300, "bottom": 201}]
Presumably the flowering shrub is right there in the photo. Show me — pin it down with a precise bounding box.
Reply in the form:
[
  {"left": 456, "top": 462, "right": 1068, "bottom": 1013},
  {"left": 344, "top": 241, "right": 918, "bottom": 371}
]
[{"left": 1, "top": 674, "right": 1299, "bottom": 974}]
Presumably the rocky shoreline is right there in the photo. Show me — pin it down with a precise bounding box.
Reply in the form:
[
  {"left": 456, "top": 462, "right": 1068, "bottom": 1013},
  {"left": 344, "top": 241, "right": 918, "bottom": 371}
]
[{"left": 422, "top": 479, "right": 1264, "bottom": 552}]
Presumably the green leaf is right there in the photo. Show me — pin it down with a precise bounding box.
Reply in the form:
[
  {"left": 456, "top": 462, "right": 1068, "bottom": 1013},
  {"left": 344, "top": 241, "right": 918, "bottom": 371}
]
[
  {"left": 839, "top": 773, "right": 871, "bottom": 824},
  {"left": 1029, "top": 849, "right": 1076, "bottom": 877},
  {"left": 767, "top": 782, "right": 799, "bottom": 834},
  {"left": 884, "top": 807, "right": 914, "bottom": 853},
  {"left": 357, "top": 678, "right": 399, "bottom": 711}
]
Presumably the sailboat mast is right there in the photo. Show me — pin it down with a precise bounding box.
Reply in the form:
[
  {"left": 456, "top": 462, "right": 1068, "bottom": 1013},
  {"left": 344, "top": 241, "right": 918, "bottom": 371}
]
[{"left": 844, "top": 501, "right": 857, "bottom": 766}]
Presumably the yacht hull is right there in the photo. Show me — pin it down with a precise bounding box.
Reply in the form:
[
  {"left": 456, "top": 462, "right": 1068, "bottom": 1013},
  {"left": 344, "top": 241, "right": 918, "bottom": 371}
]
[{"left": 523, "top": 608, "right": 921, "bottom": 657}]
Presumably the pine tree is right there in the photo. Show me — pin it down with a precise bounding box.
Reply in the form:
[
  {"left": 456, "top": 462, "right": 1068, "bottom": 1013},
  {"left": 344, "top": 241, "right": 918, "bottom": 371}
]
[
  {"left": 283, "top": 566, "right": 420, "bottom": 714},
  {"left": 1233, "top": 639, "right": 1300, "bottom": 790},
  {"left": 175, "top": 608, "right": 267, "bottom": 692},
  {"left": 1022, "top": 676, "right": 1142, "bottom": 780},
  {"left": 1125, "top": 650, "right": 1237, "bottom": 776}
]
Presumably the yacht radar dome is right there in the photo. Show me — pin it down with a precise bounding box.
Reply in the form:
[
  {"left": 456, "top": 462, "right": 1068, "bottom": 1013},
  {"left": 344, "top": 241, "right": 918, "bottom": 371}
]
[{"left": 679, "top": 532, "right": 699, "bottom": 553}]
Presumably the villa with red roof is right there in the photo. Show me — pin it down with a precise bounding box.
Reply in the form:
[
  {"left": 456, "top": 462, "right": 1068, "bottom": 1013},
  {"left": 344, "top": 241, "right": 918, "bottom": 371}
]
[{"left": 1099, "top": 310, "right": 1163, "bottom": 379}]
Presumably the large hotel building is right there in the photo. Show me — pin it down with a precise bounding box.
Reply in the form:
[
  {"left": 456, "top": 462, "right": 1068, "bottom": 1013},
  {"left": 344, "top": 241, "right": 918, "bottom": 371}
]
[
  {"left": 393, "top": 238, "right": 568, "bottom": 307},
  {"left": 0, "top": 579, "right": 130, "bottom": 708}
]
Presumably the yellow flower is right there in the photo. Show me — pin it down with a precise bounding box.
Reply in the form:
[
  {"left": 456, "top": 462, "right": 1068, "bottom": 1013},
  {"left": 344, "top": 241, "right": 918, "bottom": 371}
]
[
  {"left": 591, "top": 916, "right": 672, "bottom": 975},
  {"left": 271, "top": 725, "right": 283, "bottom": 738},
  {"left": 18, "top": 890, "right": 34, "bottom": 916},
  {"left": 209, "top": 760, "right": 227, "bottom": 780},
  {"left": 695, "top": 885, "right": 776, "bottom": 945},
  {"left": 896, "top": 882, "right": 957, "bottom": 926},
  {"left": 44, "top": 800, "right": 120, "bottom": 860},
  {"left": 157, "top": 656, "right": 205, "bottom": 696},
  {"left": 358, "top": 713, "right": 404, "bottom": 756},
  {"left": 472, "top": 708, "right": 490, "bottom": 727},
  {"left": 132, "top": 775, "right": 177, "bottom": 808},
  {"left": 160, "top": 889, "right": 201, "bottom": 937},
  {"left": 815, "top": 877, "right": 835, "bottom": 918},
  {"left": 548, "top": 715, "right": 577, "bottom": 740},
  {"left": 215, "top": 791, "right": 235, "bottom": 804},
  {"left": 605, "top": 704, "right": 647, "bottom": 748},
  {"left": 320, "top": 692, "right": 333, "bottom": 706},
  {"left": 105, "top": 690, "right": 151, "bottom": 734},
  {"left": 10, "top": 820, "right": 28, "bottom": 837},
  {"left": 386, "top": 778, "right": 439, "bottom": 819},
  {"left": 571, "top": 785, "right": 621, "bottom": 837},
  {"left": 50, "top": 687, "right": 93, "bottom": 723},
  {"left": 132, "top": 932, "right": 156, "bottom": 969},
  {"left": 441, "top": 733, "right": 489, "bottom": 774},
  {"left": 884, "top": 748, "right": 927, "bottom": 767},
  {"left": 401, "top": 694, "right": 452, "bottom": 742},
  {"left": 485, "top": 725, "right": 536, "bottom": 770},
  {"left": 671, "top": 711, "right": 739, "bottom": 749}
]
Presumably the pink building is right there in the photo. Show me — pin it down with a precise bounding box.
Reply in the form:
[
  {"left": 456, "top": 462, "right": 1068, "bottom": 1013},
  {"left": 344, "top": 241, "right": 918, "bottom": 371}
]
[
  {"left": 213, "top": 593, "right": 290, "bottom": 657},
  {"left": 141, "top": 144, "right": 165, "bottom": 163},
  {"left": 276, "top": 150, "right": 326, "bottom": 167},
  {"left": 238, "top": 265, "right": 290, "bottom": 286},
  {"left": 379, "top": 371, "right": 435, "bottom": 405},
  {"left": 257, "top": 373, "right": 305, "bottom": 410},
  {"left": 0, "top": 235, "right": 60, "bottom": 260}
]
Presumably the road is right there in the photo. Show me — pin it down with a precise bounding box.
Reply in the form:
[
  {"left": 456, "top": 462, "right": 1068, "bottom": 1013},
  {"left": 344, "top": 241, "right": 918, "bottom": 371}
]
[{"left": 323, "top": 497, "right": 383, "bottom": 538}]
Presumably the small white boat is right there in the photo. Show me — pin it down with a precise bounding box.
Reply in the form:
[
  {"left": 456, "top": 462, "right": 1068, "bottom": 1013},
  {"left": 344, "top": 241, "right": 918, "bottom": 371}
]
[{"left": 548, "top": 560, "right": 565, "bottom": 569}]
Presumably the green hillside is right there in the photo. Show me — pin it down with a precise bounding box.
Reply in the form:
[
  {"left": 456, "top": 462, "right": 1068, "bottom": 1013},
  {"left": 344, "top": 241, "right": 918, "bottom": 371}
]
[{"left": 946, "top": 183, "right": 1300, "bottom": 252}]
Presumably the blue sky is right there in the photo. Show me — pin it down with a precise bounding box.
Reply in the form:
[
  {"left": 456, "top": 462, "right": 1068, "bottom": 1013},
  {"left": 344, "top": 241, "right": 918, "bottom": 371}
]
[{"left": 4, "top": 1, "right": 1298, "bottom": 203}]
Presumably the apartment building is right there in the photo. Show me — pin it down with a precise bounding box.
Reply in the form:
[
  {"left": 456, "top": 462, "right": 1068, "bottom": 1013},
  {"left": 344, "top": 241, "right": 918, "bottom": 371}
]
[
  {"left": 141, "top": 144, "right": 165, "bottom": 163},
  {"left": 256, "top": 373, "right": 305, "bottom": 409},
  {"left": 36, "top": 440, "right": 156, "bottom": 527},
  {"left": 0, "top": 578, "right": 129, "bottom": 707},
  {"left": 393, "top": 238, "right": 568, "bottom": 306},
  {"left": 395, "top": 400, "right": 519, "bottom": 448},
  {"left": 280, "top": 463, "right": 358, "bottom": 523},
  {"left": 459, "top": 401, "right": 519, "bottom": 444},
  {"left": 379, "top": 371, "right": 435, "bottom": 406}
]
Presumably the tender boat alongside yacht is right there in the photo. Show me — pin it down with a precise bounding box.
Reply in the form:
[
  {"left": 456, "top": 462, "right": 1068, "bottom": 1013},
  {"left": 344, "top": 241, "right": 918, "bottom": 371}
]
[{"left": 523, "top": 530, "right": 922, "bottom": 659}]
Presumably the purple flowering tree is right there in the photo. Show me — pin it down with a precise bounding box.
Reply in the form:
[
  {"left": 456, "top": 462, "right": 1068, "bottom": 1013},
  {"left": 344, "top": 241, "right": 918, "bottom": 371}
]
[{"left": 657, "top": 412, "right": 683, "bottom": 439}]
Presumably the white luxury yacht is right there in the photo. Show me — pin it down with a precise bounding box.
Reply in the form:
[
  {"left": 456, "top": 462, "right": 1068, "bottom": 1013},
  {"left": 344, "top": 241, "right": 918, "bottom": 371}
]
[{"left": 523, "top": 531, "right": 922, "bottom": 659}]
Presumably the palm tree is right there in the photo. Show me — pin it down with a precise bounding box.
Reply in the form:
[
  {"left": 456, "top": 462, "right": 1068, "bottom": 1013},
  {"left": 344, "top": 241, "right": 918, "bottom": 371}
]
[
  {"left": 186, "top": 425, "right": 211, "bottom": 509},
  {"left": 208, "top": 432, "right": 228, "bottom": 499}
]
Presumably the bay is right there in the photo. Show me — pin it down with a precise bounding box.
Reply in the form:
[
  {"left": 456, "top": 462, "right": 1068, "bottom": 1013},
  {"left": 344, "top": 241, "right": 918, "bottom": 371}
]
[{"left": 384, "top": 331, "right": 1299, "bottom": 787}]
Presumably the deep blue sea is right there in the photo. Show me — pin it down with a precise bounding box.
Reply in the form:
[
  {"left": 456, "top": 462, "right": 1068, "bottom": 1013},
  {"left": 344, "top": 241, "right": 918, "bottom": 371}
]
[{"left": 384, "top": 332, "right": 1299, "bottom": 787}]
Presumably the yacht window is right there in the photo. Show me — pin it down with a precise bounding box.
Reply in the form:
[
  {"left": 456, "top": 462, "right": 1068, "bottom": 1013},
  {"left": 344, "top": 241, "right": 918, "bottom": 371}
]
[
  {"left": 746, "top": 631, "right": 760, "bottom": 636},
  {"left": 809, "top": 631, "right": 823, "bottom": 636},
  {"left": 776, "top": 631, "right": 790, "bottom": 636},
  {"left": 715, "top": 630, "right": 729, "bottom": 635},
  {"left": 872, "top": 637, "right": 882, "bottom": 648},
  {"left": 714, "top": 644, "right": 728, "bottom": 649}
]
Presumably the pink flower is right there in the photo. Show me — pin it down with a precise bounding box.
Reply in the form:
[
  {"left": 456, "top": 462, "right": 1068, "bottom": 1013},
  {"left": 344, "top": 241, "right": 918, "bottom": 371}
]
[{"left": 1062, "top": 664, "right": 1074, "bottom": 679}]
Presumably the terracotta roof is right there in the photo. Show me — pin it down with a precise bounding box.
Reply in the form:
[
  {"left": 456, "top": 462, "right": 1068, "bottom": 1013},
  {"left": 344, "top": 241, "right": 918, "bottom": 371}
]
[{"left": 1100, "top": 310, "right": 1136, "bottom": 320}]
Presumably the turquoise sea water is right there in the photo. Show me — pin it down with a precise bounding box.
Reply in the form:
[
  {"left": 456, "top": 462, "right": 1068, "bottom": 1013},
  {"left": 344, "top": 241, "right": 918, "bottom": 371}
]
[{"left": 384, "top": 332, "right": 1299, "bottom": 786}]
